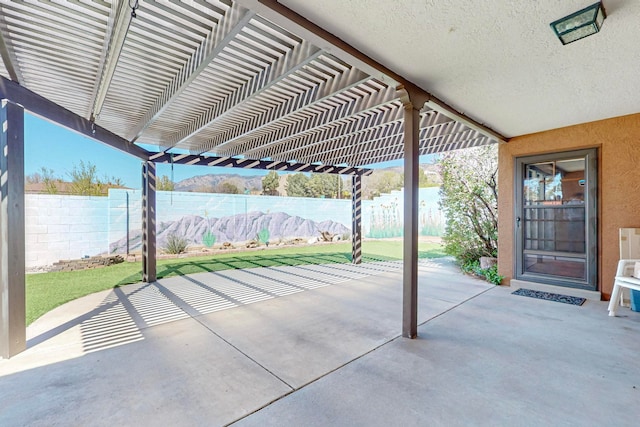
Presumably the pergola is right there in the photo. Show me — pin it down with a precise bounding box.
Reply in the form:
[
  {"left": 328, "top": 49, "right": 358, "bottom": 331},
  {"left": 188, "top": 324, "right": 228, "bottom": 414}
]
[{"left": 0, "top": 0, "right": 505, "bottom": 358}]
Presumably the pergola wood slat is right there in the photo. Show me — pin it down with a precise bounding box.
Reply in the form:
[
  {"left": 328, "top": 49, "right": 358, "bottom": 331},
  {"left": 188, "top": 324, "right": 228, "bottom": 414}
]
[{"left": 149, "top": 151, "right": 372, "bottom": 176}]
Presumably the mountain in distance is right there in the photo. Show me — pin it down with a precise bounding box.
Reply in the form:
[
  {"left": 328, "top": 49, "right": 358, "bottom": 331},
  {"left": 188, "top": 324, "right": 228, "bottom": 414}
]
[
  {"left": 109, "top": 211, "right": 349, "bottom": 253},
  {"left": 377, "top": 163, "right": 441, "bottom": 182},
  {"left": 174, "top": 173, "right": 264, "bottom": 192}
]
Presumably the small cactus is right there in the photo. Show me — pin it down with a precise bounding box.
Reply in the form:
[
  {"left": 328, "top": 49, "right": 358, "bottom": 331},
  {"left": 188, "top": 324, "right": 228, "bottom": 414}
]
[
  {"left": 202, "top": 231, "right": 216, "bottom": 248},
  {"left": 257, "top": 228, "right": 270, "bottom": 245}
]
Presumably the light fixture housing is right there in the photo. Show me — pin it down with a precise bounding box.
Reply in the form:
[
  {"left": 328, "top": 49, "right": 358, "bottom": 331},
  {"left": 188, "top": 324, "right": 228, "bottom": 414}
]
[{"left": 550, "top": 2, "right": 606, "bottom": 45}]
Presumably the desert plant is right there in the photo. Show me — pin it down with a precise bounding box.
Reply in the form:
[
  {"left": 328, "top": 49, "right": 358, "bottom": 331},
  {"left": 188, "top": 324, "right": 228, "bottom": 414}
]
[
  {"left": 157, "top": 175, "right": 174, "bottom": 191},
  {"left": 165, "top": 233, "right": 188, "bottom": 254},
  {"left": 40, "top": 167, "right": 60, "bottom": 194},
  {"left": 202, "top": 231, "right": 216, "bottom": 248},
  {"left": 217, "top": 180, "right": 240, "bottom": 194},
  {"left": 257, "top": 228, "right": 270, "bottom": 246},
  {"left": 67, "top": 160, "right": 122, "bottom": 196}
]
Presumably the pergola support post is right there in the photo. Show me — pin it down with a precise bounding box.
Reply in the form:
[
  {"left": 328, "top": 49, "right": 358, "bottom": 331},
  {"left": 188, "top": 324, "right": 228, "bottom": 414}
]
[
  {"left": 141, "top": 161, "right": 156, "bottom": 283},
  {"left": 400, "top": 88, "right": 428, "bottom": 339},
  {"left": 0, "top": 100, "right": 25, "bottom": 358},
  {"left": 351, "top": 174, "right": 362, "bottom": 264}
]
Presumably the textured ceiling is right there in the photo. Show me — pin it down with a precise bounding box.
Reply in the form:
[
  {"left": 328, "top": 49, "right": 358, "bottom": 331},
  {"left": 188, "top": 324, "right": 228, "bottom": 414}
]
[{"left": 280, "top": 0, "right": 640, "bottom": 137}]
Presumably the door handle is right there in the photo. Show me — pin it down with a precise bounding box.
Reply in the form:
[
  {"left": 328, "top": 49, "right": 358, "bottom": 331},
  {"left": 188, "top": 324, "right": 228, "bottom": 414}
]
[{"left": 516, "top": 216, "right": 521, "bottom": 228}]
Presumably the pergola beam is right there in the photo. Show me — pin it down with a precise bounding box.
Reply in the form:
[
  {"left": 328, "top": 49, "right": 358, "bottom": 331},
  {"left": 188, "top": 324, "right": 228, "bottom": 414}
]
[
  {"left": 351, "top": 175, "right": 362, "bottom": 265},
  {"left": 0, "top": 76, "right": 150, "bottom": 161},
  {"left": 149, "top": 151, "right": 372, "bottom": 176}
]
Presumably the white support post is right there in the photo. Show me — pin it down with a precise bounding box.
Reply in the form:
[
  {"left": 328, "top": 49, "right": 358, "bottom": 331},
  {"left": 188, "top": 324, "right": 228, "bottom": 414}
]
[{"left": 0, "top": 100, "right": 25, "bottom": 358}]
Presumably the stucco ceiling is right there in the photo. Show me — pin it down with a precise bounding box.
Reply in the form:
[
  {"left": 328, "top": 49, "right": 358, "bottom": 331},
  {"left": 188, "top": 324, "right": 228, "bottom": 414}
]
[{"left": 280, "top": 0, "right": 640, "bottom": 137}]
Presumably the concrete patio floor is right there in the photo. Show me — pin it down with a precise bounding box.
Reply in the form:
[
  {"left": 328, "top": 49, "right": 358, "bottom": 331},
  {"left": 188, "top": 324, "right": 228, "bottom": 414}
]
[{"left": 1, "top": 258, "right": 639, "bottom": 426}]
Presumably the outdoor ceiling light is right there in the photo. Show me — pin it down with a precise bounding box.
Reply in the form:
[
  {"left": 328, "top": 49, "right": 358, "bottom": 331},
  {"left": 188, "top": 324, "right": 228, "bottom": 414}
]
[{"left": 550, "top": 2, "right": 606, "bottom": 45}]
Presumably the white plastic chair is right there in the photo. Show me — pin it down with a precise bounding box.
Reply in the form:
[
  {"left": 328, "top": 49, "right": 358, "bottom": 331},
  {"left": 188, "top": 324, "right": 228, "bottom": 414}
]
[{"left": 608, "top": 259, "right": 640, "bottom": 316}]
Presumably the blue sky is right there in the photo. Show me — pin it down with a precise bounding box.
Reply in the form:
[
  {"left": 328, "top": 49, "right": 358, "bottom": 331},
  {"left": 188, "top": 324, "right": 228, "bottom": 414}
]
[
  {"left": 24, "top": 113, "right": 433, "bottom": 188},
  {"left": 24, "top": 114, "right": 267, "bottom": 188}
]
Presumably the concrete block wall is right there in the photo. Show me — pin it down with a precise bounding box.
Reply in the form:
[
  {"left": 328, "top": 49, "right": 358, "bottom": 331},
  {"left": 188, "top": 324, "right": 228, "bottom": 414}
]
[
  {"left": 107, "top": 189, "right": 142, "bottom": 254},
  {"left": 26, "top": 188, "right": 443, "bottom": 267},
  {"left": 107, "top": 189, "right": 353, "bottom": 250},
  {"left": 25, "top": 195, "right": 109, "bottom": 268}
]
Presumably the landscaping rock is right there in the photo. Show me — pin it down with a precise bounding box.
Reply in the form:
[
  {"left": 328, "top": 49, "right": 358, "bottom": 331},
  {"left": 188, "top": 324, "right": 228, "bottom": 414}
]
[
  {"left": 479, "top": 256, "right": 498, "bottom": 269},
  {"left": 49, "top": 255, "right": 125, "bottom": 272}
]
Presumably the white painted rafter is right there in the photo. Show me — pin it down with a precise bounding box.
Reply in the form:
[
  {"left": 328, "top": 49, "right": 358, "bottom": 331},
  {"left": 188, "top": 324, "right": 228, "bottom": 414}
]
[
  {"left": 161, "top": 40, "right": 322, "bottom": 150},
  {"left": 347, "top": 128, "right": 490, "bottom": 167},
  {"left": 0, "top": 17, "right": 22, "bottom": 83},
  {"left": 235, "top": 0, "right": 507, "bottom": 143},
  {"left": 205, "top": 71, "right": 373, "bottom": 156},
  {"left": 127, "top": 2, "right": 255, "bottom": 141},
  {"left": 238, "top": 82, "right": 398, "bottom": 159},
  {"left": 193, "top": 63, "right": 370, "bottom": 155},
  {"left": 297, "top": 119, "right": 478, "bottom": 166},
  {"left": 90, "top": 0, "right": 134, "bottom": 121},
  {"left": 294, "top": 112, "right": 446, "bottom": 164}
]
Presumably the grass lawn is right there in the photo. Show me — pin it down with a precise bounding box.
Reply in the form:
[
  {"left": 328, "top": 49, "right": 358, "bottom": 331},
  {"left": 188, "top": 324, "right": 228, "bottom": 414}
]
[{"left": 26, "top": 240, "right": 445, "bottom": 326}]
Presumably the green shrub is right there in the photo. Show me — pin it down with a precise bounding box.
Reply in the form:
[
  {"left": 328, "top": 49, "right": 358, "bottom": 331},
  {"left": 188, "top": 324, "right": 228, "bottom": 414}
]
[
  {"left": 455, "top": 248, "right": 489, "bottom": 270},
  {"left": 463, "top": 262, "right": 503, "bottom": 286},
  {"left": 165, "top": 234, "right": 188, "bottom": 254},
  {"left": 481, "top": 264, "right": 504, "bottom": 286},
  {"left": 460, "top": 258, "right": 480, "bottom": 275}
]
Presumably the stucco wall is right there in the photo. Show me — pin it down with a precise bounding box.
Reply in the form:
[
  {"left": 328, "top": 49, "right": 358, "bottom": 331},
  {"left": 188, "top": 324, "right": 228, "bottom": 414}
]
[{"left": 498, "top": 113, "right": 640, "bottom": 300}]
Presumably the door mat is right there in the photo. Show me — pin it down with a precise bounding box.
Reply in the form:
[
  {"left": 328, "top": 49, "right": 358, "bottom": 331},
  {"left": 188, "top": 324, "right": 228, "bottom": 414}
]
[{"left": 512, "top": 288, "right": 586, "bottom": 306}]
